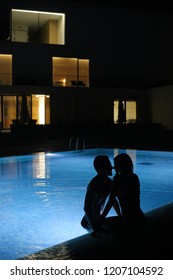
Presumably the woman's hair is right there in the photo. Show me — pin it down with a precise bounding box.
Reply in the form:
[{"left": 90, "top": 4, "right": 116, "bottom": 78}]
[
  {"left": 93, "top": 155, "right": 110, "bottom": 172},
  {"left": 114, "top": 153, "right": 133, "bottom": 174}
]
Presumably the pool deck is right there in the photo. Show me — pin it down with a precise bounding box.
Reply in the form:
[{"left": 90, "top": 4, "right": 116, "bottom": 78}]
[
  {"left": 0, "top": 134, "right": 68, "bottom": 157},
  {"left": 1, "top": 126, "right": 173, "bottom": 157},
  {"left": 20, "top": 202, "right": 173, "bottom": 260}
]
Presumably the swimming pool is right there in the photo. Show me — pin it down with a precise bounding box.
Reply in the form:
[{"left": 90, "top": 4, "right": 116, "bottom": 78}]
[{"left": 0, "top": 148, "right": 173, "bottom": 260}]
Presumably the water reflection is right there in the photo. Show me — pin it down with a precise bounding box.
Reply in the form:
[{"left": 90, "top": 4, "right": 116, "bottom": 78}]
[
  {"left": 33, "top": 152, "right": 46, "bottom": 179},
  {"left": 0, "top": 152, "right": 50, "bottom": 180},
  {"left": 1, "top": 149, "right": 173, "bottom": 260}
]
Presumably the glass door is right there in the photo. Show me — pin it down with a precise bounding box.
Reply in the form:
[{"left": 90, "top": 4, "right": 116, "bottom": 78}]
[
  {"left": 114, "top": 99, "right": 137, "bottom": 124},
  {"left": 32, "top": 95, "right": 50, "bottom": 124},
  {"left": 3, "top": 96, "right": 16, "bottom": 129}
]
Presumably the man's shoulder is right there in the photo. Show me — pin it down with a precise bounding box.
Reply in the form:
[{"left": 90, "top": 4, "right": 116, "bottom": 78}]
[
  {"left": 89, "top": 175, "right": 112, "bottom": 186},
  {"left": 87, "top": 175, "right": 98, "bottom": 188},
  {"left": 89, "top": 175, "right": 100, "bottom": 184}
]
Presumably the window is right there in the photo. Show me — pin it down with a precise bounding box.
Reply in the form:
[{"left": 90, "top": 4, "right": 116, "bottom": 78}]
[
  {"left": 126, "top": 101, "right": 137, "bottom": 123},
  {"left": 32, "top": 95, "right": 50, "bottom": 125},
  {"left": 11, "top": 9, "right": 65, "bottom": 45},
  {"left": 114, "top": 99, "right": 137, "bottom": 124},
  {"left": 3, "top": 96, "right": 16, "bottom": 129},
  {"left": 52, "top": 57, "right": 89, "bottom": 87},
  {"left": 17, "top": 95, "right": 32, "bottom": 124},
  {"left": 0, "top": 54, "right": 12, "bottom": 85},
  {"left": 78, "top": 59, "right": 89, "bottom": 87},
  {"left": 0, "top": 95, "right": 50, "bottom": 129},
  {"left": 0, "top": 96, "right": 1, "bottom": 129}
]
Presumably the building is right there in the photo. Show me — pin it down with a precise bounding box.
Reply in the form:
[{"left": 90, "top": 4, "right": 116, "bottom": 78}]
[{"left": 1, "top": 0, "right": 173, "bottom": 134}]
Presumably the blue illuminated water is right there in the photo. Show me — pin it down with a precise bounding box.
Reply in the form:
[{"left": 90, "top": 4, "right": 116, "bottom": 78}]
[{"left": 0, "top": 148, "right": 173, "bottom": 260}]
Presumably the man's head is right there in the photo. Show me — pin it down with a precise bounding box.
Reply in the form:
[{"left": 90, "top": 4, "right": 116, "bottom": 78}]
[{"left": 93, "top": 155, "right": 112, "bottom": 176}]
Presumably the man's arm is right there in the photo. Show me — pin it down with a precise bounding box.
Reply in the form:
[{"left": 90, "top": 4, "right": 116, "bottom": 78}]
[{"left": 84, "top": 185, "right": 97, "bottom": 230}]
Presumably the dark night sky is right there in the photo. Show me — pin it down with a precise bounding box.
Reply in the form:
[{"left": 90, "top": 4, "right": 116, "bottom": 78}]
[
  {"left": 56, "top": 0, "right": 173, "bottom": 14},
  {"left": 1, "top": 0, "right": 173, "bottom": 14}
]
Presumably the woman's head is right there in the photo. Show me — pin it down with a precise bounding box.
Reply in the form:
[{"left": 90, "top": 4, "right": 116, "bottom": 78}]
[{"left": 114, "top": 153, "right": 133, "bottom": 174}]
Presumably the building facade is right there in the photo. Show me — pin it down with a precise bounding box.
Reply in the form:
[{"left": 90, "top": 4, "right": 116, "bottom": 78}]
[{"left": 1, "top": 1, "right": 173, "bottom": 130}]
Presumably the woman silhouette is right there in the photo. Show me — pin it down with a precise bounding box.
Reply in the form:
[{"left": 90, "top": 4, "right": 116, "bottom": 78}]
[{"left": 97, "top": 153, "right": 145, "bottom": 233}]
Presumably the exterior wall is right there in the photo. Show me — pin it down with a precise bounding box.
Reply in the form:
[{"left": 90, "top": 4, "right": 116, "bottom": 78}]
[
  {"left": 50, "top": 87, "right": 149, "bottom": 125},
  {"left": 0, "top": 85, "right": 149, "bottom": 126},
  {"left": 1, "top": 2, "right": 173, "bottom": 87},
  {"left": 0, "top": 42, "right": 53, "bottom": 85},
  {"left": 148, "top": 86, "right": 173, "bottom": 129},
  {"left": 1, "top": 1, "right": 173, "bottom": 128}
]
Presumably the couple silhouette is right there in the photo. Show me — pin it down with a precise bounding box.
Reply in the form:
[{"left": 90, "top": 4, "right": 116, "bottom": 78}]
[{"left": 81, "top": 153, "right": 145, "bottom": 235}]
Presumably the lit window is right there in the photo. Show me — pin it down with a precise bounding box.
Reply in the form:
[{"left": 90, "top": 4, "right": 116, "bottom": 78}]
[
  {"left": 3, "top": 96, "right": 16, "bottom": 129},
  {"left": 78, "top": 59, "right": 89, "bottom": 87},
  {"left": 11, "top": 9, "right": 65, "bottom": 45},
  {"left": 114, "top": 99, "right": 137, "bottom": 124},
  {"left": 0, "top": 54, "right": 12, "bottom": 85},
  {"left": 126, "top": 101, "right": 137, "bottom": 123},
  {"left": 32, "top": 95, "right": 50, "bottom": 125},
  {"left": 52, "top": 57, "right": 89, "bottom": 87}
]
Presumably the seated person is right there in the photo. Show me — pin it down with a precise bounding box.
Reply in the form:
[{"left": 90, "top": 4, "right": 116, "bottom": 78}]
[
  {"left": 97, "top": 153, "right": 146, "bottom": 234},
  {"left": 81, "top": 155, "right": 120, "bottom": 232}
]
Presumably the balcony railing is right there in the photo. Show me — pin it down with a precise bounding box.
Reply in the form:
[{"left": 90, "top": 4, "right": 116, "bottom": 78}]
[{"left": 53, "top": 74, "right": 89, "bottom": 87}]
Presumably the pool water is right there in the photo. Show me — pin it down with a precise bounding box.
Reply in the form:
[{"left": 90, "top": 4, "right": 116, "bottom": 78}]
[{"left": 0, "top": 148, "right": 173, "bottom": 260}]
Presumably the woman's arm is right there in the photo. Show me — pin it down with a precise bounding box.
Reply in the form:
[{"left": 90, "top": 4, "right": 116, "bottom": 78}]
[
  {"left": 96, "top": 191, "right": 121, "bottom": 232},
  {"left": 91, "top": 196, "right": 114, "bottom": 235}
]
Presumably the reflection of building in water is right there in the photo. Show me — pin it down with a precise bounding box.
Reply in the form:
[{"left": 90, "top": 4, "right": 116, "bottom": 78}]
[
  {"left": 0, "top": 152, "right": 50, "bottom": 182},
  {"left": 0, "top": 157, "right": 18, "bottom": 178},
  {"left": 114, "top": 149, "right": 137, "bottom": 168},
  {"left": 0, "top": 156, "right": 32, "bottom": 179},
  {"left": 35, "top": 190, "right": 50, "bottom": 207},
  {"left": 32, "top": 153, "right": 51, "bottom": 206},
  {"left": 33, "top": 152, "right": 46, "bottom": 179},
  {"left": 126, "top": 149, "right": 137, "bottom": 169}
]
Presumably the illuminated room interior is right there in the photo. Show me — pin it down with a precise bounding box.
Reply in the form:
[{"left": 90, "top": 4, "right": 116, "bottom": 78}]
[{"left": 11, "top": 9, "right": 65, "bottom": 45}]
